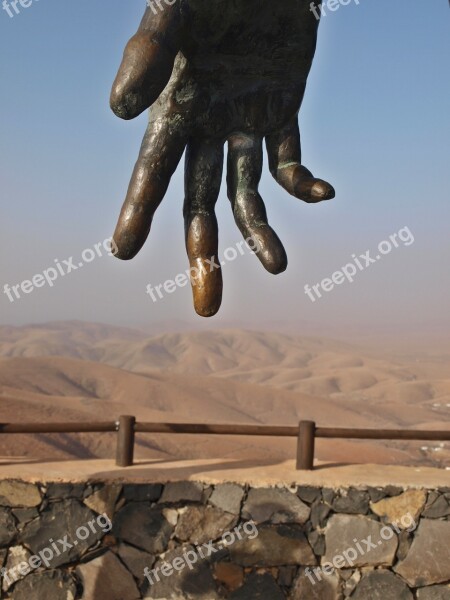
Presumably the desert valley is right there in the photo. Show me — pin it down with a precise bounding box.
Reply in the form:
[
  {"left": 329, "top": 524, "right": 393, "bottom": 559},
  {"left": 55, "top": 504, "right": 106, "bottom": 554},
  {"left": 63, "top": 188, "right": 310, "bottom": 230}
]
[{"left": 0, "top": 321, "right": 448, "bottom": 469}]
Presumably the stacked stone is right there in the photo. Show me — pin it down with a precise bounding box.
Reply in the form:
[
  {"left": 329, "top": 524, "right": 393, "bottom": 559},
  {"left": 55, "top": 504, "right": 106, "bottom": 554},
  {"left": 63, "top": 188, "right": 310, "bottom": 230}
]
[{"left": 0, "top": 479, "right": 449, "bottom": 599}]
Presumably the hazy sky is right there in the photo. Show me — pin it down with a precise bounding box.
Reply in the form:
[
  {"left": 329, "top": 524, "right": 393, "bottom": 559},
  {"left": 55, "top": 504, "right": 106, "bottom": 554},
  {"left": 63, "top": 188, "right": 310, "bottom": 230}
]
[{"left": 1, "top": 0, "right": 449, "bottom": 339}]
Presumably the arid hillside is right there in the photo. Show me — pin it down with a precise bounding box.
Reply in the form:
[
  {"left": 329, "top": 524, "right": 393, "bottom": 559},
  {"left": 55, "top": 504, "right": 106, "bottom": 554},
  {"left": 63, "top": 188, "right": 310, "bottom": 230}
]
[{"left": 0, "top": 322, "right": 448, "bottom": 467}]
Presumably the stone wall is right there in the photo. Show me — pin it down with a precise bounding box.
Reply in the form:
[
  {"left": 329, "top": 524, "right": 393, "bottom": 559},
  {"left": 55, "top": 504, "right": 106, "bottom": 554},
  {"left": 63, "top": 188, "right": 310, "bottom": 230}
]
[{"left": 0, "top": 479, "right": 449, "bottom": 599}]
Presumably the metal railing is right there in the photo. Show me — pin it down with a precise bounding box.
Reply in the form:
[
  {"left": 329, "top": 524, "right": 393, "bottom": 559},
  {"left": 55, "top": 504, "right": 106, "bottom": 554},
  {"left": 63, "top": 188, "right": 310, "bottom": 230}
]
[{"left": 1, "top": 417, "right": 449, "bottom": 470}]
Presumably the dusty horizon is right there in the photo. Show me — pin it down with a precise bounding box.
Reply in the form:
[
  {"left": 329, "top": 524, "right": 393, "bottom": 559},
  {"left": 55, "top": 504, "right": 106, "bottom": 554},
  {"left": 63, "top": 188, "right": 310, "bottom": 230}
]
[{"left": 2, "top": 318, "right": 450, "bottom": 359}]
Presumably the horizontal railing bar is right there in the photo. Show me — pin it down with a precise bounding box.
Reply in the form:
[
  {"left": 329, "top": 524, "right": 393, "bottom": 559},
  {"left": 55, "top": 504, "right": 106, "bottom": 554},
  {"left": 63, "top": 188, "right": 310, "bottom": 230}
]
[
  {"left": 135, "top": 423, "right": 299, "bottom": 436},
  {"left": 0, "top": 422, "right": 449, "bottom": 441},
  {"left": 0, "top": 423, "right": 118, "bottom": 434},
  {"left": 316, "top": 428, "right": 450, "bottom": 441}
]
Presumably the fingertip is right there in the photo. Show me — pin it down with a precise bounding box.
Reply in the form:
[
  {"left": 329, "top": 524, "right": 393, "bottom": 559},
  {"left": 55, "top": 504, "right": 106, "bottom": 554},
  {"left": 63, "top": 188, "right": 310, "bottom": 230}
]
[
  {"left": 111, "top": 243, "right": 139, "bottom": 261},
  {"left": 292, "top": 172, "right": 336, "bottom": 203},
  {"left": 244, "top": 228, "right": 288, "bottom": 275},
  {"left": 110, "top": 86, "right": 143, "bottom": 121},
  {"left": 308, "top": 180, "right": 336, "bottom": 202},
  {"left": 195, "top": 302, "right": 222, "bottom": 318},
  {"left": 188, "top": 257, "right": 223, "bottom": 318},
  {"left": 112, "top": 222, "right": 149, "bottom": 260},
  {"left": 267, "top": 256, "right": 288, "bottom": 275},
  {"left": 261, "top": 249, "right": 288, "bottom": 275}
]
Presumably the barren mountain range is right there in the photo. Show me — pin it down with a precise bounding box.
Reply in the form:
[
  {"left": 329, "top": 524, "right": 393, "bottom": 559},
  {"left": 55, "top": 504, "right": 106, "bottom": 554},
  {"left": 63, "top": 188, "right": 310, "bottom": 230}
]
[{"left": 0, "top": 322, "right": 448, "bottom": 468}]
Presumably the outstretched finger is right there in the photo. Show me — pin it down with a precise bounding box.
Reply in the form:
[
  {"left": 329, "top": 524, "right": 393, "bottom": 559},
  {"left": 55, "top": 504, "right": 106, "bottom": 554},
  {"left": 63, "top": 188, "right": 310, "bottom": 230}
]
[
  {"left": 266, "top": 118, "right": 335, "bottom": 203},
  {"left": 113, "top": 118, "right": 187, "bottom": 260},
  {"left": 184, "top": 138, "right": 224, "bottom": 317},
  {"left": 227, "top": 133, "right": 287, "bottom": 275},
  {"left": 110, "top": 6, "right": 183, "bottom": 120}
]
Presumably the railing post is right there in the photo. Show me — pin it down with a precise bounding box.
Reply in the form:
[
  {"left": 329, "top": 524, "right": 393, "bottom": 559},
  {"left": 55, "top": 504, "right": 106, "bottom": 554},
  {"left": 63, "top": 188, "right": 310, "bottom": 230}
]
[
  {"left": 116, "top": 415, "right": 136, "bottom": 467},
  {"left": 297, "top": 420, "right": 316, "bottom": 470}
]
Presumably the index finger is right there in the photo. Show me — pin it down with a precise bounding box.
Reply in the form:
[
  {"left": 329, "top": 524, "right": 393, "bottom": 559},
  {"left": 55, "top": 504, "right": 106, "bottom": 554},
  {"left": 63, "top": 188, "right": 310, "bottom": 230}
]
[{"left": 110, "top": 5, "right": 183, "bottom": 120}]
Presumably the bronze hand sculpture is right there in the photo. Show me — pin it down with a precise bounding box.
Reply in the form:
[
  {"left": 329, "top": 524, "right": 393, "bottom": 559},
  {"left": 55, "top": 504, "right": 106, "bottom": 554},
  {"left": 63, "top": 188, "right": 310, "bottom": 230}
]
[{"left": 111, "top": 0, "right": 335, "bottom": 317}]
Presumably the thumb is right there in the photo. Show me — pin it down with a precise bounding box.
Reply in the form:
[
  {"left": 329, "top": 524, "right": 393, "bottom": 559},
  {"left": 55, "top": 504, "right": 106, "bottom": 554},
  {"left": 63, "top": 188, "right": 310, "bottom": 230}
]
[{"left": 110, "top": 5, "right": 183, "bottom": 120}]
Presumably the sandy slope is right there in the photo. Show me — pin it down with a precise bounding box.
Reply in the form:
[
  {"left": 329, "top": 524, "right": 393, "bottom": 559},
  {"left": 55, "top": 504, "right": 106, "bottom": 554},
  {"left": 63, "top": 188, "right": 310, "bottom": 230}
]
[{"left": 0, "top": 322, "right": 448, "bottom": 467}]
